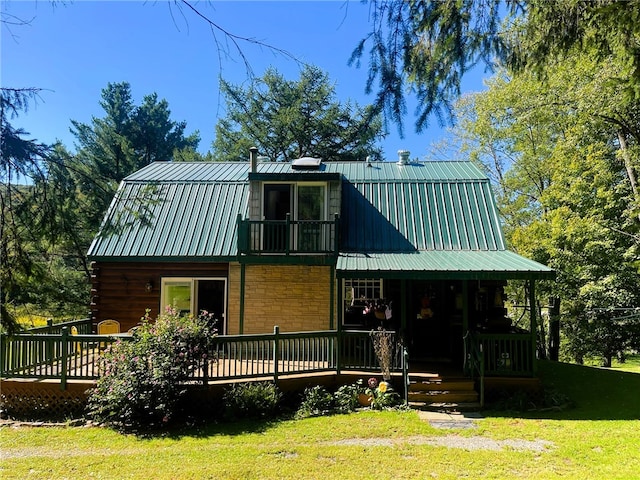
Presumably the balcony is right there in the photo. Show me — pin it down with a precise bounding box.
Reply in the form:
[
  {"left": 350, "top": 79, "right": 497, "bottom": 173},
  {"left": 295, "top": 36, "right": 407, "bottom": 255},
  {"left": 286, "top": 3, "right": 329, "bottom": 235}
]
[{"left": 237, "top": 213, "right": 339, "bottom": 257}]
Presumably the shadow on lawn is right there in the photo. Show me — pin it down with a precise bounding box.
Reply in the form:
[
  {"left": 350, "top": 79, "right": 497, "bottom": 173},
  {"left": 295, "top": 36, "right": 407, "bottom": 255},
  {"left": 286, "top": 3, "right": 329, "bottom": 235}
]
[
  {"left": 160, "top": 416, "right": 287, "bottom": 441},
  {"left": 484, "top": 360, "right": 640, "bottom": 421}
]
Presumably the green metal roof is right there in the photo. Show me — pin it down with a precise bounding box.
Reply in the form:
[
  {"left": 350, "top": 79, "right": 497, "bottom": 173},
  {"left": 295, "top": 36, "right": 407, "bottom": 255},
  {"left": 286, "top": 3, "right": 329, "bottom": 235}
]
[
  {"left": 88, "top": 167, "right": 249, "bottom": 260},
  {"left": 337, "top": 251, "right": 554, "bottom": 280},
  {"left": 87, "top": 161, "right": 553, "bottom": 279},
  {"left": 340, "top": 177, "right": 504, "bottom": 252}
]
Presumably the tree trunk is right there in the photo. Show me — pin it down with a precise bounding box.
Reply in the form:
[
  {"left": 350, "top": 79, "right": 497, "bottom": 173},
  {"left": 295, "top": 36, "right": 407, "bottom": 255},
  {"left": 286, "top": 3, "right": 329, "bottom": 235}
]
[
  {"left": 617, "top": 130, "right": 640, "bottom": 222},
  {"left": 548, "top": 297, "right": 561, "bottom": 361}
]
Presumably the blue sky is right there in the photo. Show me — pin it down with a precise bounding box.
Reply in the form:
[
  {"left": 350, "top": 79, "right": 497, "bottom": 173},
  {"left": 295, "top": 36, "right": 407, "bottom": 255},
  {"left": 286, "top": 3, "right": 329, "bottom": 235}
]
[{"left": 2, "top": 1, "right": 488, "bottom": 160}]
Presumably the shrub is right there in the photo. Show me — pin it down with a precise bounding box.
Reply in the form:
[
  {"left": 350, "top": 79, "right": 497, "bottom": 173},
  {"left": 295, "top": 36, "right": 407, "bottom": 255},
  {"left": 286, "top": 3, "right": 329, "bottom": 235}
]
[
  {"left": 295, "top": 385, "right": 334, "bottom": 419},
  {"left": 87, "top": 307, "right": 216, "bottom": 430},
  {"left": 223, "top": 381, "right": 282, "bottom": 420},
  {"left": 333, "top": 383, "right": 360, "bottom": 414}
]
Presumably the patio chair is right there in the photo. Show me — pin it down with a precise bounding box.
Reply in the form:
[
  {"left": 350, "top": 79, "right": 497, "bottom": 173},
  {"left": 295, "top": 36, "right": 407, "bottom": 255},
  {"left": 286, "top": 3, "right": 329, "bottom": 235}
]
[
  {"left": 97, "top": 319, "right": 120, "bottom": 335},
  {"left": 70, "top": 325, "right": 82, "bottom": 354},
  {"left": 97, "top": 319, "right": 121, "bottom": 350}
]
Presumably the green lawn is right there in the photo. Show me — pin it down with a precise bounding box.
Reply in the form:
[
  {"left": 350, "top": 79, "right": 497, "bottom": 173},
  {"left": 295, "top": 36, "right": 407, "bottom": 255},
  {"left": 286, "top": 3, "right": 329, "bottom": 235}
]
[{"left": 2, "top": 360, "right": 639, "bottom": 480}]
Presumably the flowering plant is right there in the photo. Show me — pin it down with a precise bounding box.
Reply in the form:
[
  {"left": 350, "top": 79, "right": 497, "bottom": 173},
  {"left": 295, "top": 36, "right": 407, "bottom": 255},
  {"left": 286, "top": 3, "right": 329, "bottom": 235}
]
[
  {"left": 362, "top": 299, "right": 392, "bottom": 320},
  {"left": 357, "top": 377, "right": 400, "bottom": 410},
  {"left": 88, "top": 307, "right": 217, "bottom": 430}
]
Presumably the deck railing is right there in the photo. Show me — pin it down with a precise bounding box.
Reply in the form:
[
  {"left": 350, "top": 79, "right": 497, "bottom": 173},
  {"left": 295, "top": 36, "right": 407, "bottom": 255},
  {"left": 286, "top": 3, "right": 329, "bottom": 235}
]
[
  {"left": 237, "top": 214, "right": 339, "bottom": 256},
  {"left": 1, "top": 327, "right": 405, "bottom": 388},
  {"left": 465, "top": 331, "right": 534, "bottom": 378},
  {"left": 0, "top": 328, "right": 120, "bottom": 385},
  {"left": 463, "top": 331, "right": 485, "bottom": 406},
  {"left": 26, "top": 318, "right": 93, "bottom": 335}
]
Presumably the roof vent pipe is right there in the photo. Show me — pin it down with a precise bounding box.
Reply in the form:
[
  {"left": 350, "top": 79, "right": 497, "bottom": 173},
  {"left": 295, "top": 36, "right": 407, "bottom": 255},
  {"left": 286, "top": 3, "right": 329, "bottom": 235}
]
[
  {"left": 397, "top": 149, "right": 410, "bottom": 166},
  {"left": 249, "top": 147, "right": 259, "bottom": 173}
]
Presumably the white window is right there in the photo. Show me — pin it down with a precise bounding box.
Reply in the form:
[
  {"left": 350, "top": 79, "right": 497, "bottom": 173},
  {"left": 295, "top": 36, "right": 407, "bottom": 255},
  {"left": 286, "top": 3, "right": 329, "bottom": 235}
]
[
  {"left": 161, "top": 277, "right": 227, "bottom": 333},
  {"left": 343, "top": 278, "right": 384, "bottom": 326},
  {"left": 344, "top": 278, "right": 383, "bottom": 305}
]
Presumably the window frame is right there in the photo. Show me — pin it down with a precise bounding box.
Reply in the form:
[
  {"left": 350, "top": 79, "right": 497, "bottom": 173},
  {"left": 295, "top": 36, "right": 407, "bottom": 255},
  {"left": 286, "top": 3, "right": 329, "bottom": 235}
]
[{"left": 160, "top": 277, "right": 228, "bottom": 334}]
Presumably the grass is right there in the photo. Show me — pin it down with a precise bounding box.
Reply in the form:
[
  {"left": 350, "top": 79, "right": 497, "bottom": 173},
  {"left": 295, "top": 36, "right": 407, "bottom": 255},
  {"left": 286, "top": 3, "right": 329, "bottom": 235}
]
[{"left": 1, "top": 360, "right": 639, "bottom": 479}]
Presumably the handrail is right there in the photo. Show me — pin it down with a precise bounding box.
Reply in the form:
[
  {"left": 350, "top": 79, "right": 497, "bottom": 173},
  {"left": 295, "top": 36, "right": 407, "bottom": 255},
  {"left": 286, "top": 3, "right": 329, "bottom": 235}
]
[
  {"left": 27, "top": 318, "right": 93, "bottom": 335},
  {"left": 463, "top": 330, "right": 485, "bottom": 407},
  {"left": 1, "top": 328, "right": 404, "bottom": 389}
]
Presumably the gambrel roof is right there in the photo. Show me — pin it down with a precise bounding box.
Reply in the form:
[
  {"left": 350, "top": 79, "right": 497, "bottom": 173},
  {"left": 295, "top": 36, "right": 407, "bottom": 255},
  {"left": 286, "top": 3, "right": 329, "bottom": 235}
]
[{"left": 88, "top": 160, "right": 553, "bottom": 280}]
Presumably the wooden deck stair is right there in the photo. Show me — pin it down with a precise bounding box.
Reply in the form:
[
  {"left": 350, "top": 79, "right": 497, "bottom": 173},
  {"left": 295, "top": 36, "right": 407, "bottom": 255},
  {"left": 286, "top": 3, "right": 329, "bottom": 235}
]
[{"left": 408, "top": 374, "right": 480, "bottom": 412}]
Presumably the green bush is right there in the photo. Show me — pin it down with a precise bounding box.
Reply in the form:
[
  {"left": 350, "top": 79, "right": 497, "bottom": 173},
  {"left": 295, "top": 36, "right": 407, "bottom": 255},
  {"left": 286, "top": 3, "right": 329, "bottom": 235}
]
[
  {"left": 87, "top": 307, "right": 216, "bottom": 430},
  {"left": 223, "top": 381, "right": 282, "bottom": 420},
  {"left": 295, "top": 385, "right": 334, "bottom": 419},
  {"left": 333, "top": 383, "right": 360, "bottom": 414}
]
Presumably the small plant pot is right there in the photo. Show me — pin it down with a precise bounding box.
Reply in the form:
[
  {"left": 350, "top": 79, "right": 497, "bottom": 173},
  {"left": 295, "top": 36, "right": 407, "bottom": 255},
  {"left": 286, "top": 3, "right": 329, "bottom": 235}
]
[{"left": 357, "top": 393, "right": 372, "bottom": 407}]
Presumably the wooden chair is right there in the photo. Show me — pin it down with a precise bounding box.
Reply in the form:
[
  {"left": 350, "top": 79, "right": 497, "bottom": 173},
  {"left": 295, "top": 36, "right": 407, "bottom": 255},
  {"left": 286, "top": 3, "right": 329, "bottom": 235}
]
[
  {"left": 97, "top": 320, "right": 120, "bottom": 350},
  {"left": 97, "top": 319, "right": 120, "bottom": 335},
  {"left": 70, "top": 326, "right": 82, "bottom": 354}
]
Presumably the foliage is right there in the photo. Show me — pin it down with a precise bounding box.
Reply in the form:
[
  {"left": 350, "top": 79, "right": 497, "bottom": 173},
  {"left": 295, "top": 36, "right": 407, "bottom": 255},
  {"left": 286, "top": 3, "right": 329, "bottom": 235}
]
[
  {"left": 354, "top": 0, "right": 640, "bottom": 133},
  {"left": 295, "top": 378, "right": 402, "bottom": 419},
  {"left": 1, "top": 82, "right": 201, "bottom": 329},
  {"left": 222, "top": 381, "right": 282, "bottom": 420},
  {"left": 294, "top": 385, "right": 334, "bottom": 419},
  {"left": 332, "top": 383, "right": 360, "bottom": 414},
  {"left": 212, "top": 65, "right": 384, "bottom": 162},
  {"left": 455, "top": 52, "right": 640, "bottom": 365},
  {"left": 363, "top": 377, "right": 401, "bottom": 410},
  {"left": 71, "top": 81, "right": 200, "bottom": 232},
  {"left": 0, "top": 89, "right": 90, "bottom": 332},
  {"left": 87, "top": 307, "right": 216, "bottom": 430}
]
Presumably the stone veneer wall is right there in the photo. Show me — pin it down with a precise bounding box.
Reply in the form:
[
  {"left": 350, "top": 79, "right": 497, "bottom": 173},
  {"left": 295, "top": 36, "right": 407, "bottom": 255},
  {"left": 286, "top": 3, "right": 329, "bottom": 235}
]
[{"left": 227, "top": 263, "right": 334, "bottom": 334}]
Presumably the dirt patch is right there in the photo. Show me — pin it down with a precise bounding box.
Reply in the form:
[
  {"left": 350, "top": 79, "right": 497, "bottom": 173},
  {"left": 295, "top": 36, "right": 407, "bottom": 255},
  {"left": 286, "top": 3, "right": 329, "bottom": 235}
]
[{"left": 326, "top": 435, "right": 554, "bottom": 452}]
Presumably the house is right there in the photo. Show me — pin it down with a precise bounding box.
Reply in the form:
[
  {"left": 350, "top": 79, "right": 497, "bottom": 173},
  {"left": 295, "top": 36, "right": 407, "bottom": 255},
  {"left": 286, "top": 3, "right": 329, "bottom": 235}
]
[{"left": 87, "top": 149, "right": 554, "bottom": 373}]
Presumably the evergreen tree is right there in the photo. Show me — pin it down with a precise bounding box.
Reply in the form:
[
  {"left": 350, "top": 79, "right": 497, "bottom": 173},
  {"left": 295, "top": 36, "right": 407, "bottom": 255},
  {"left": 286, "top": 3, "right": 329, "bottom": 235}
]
[
  {"left": 71, "top": 82, "right": 200, "bottom": 230},
  {"left": 212, "top": 65, "right": 384, "bottom": 162}
]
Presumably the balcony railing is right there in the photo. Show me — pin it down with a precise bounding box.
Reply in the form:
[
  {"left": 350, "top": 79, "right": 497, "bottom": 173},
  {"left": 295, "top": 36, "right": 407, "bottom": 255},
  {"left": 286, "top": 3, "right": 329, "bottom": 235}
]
[{"left": 237, "top": 213, "right": 339, "bottom": 256}]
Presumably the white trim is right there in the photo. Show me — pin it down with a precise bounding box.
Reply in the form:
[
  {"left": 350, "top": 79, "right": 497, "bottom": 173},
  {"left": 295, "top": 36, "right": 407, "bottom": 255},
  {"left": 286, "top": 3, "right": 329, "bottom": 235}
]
[{"left": 160, "top": 277, "right": 228, "bottom": 335}]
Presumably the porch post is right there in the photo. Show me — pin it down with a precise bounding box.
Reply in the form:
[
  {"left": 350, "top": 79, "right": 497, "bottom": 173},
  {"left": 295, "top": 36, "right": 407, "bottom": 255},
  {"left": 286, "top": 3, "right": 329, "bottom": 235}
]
[
  {"left": 462, "top": 280, "right": 469, "bottom": 334},
  {"left": 400, "top": 279, "right": 407, "bottom": 334},
  {"left": 529, "top": 279, "right": 538, "bottom": 375},
  {"left": 336, "top": 275, "right": 342, "bottom": 375}
]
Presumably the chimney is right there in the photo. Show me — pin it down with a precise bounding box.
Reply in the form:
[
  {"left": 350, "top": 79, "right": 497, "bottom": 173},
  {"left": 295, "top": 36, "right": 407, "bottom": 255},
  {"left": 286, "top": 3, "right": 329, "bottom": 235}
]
[
  {"left": 397, "top": 149, "right": 410, "bottom": 166},
  {"left": 249, "top": 147, "right": 259, "bottom": 173}
]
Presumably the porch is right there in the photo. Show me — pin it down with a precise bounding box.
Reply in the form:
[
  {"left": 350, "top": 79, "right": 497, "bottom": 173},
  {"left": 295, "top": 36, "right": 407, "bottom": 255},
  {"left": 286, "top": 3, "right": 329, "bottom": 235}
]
[{"left": 1, "top": 318, "right": 540, "bottom": 417}]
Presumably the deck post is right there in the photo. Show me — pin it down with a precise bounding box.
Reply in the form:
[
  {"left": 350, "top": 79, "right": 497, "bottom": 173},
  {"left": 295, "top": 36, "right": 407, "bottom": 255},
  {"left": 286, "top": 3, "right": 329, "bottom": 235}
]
[
  {"left": 402, "top": 347, "right": 409, "bottom": 406},
  {"left": 285, "top": 214, "right": 291, "bottom": 255},
  {"left": 273, "top": 325, "right": 280, "bottom": 384},
  {"left": 60, "top": 327, "right": 69, "bottom": 391}
]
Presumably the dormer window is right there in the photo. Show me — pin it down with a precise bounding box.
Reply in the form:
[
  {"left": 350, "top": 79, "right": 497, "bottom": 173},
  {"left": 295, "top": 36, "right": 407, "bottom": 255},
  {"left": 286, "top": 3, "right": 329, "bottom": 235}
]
[{"left": 262, "top": 182, "right": 327, "bottom": 251}]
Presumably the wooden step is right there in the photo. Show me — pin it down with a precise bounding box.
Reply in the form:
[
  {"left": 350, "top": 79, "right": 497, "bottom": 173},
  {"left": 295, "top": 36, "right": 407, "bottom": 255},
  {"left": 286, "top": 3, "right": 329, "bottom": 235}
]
[
  {"left": 410, "top": 401, "right": 482, "bottom": 412},
  {"left": 408, "top": 390, "right": 478, "bottom": 404},
  {"left": 409, "top": 378, "right": 475, "bottom": 392}
]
